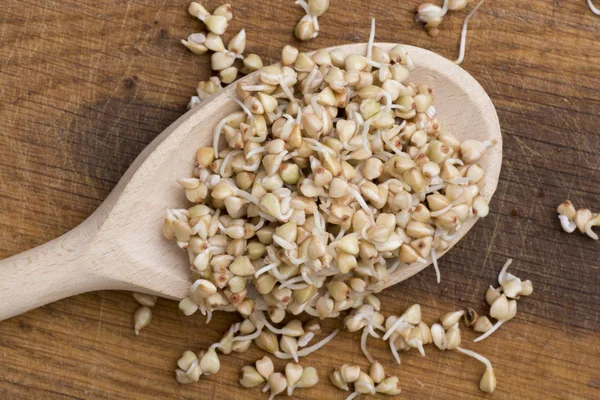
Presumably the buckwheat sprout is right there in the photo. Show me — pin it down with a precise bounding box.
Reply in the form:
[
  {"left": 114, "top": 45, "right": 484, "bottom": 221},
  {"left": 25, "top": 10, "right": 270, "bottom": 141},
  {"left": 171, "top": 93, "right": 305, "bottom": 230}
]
[
  {"left": 256, "top": 313, "right": 290, "bottom": 336},
  {"left": 383, "top": 319, "right": 410, "bottom": 341},
  {"left": 301, "top": 269, "right": 314, "bottom": 284},
  {"left": 222, "top": 180, "right": 261, "bottom": 204},
  {"left": 312, "top": 14, "right": 320, "bottom": 31},
  {"left": 214, "top": 115, "right": 236, "bottom": 157},
  {"left": 209, "top": 341, "right": 225, "bottom": 351},
  {"left": 255, "top": 261, "right": 282, "bottom": 278},
  {"left": 303, "top": 68, "right": 319, "bottom": 94},
  {"left": 558, "top": 215, "right": 577, "bottom": 233},
  {"left": 197, "top": 301, "right": 207, "bottom": 316},
  {"left": 232, "top": 326, "right": 264, "bottom": 342},
  {"left": 311, "top": 95, "right": 324, "bottom": 119},
  {"left": 377, "top": 90, "right": 393, "bottom": 113},
  {"left": 588, "top": 0, "right": 600, "bottom": 15},
  {"left": 361, "top": 327, "right": 376, "bottom": 363},
  {"left": 278, "top": 76, "right": 296, "bottom": 102},
  {"left": 445, "top": 158, "right": 464, "bottom": 166},
  {"left": 367, "top": 58, "right": 385, "bottom": 68},
  {"left": 252, "top": 217, "right": 266, "bottom": 231},
  {"left": 258, "top": 211, "right": 277, "bottom": 222},
  {"left": 389, "top": 337, "right": 402, "bottom": 364},
  {"left": 298, "top": 332, "right": 315, "bottom": 347},
  {"left": 455, "top": 0, "right": 486, "bottom": 65},
  {"left": 367, "top": 18, "right": 376, "bottom": 61},
  {"left": 165, "top": 209, "right": 177, "bottom": 223},
  {"left": 367, "top": 322, "right": 384, "bottom": 336},
  {"left": 430, "top": 204, "right": 453, "bottom": 217},
  {"left": 288, "top": 253, "right": 308, "bottom": 265},
  {"left": 585, "top": 216, "right": 600, "bottom": 240},
  {"left": 279, "top": 275, "right": 306, "bottom": 289},
  {"left": 276, "top": 329, "right": 340, "bottom": 360},
  {"left": 497, "top": 258, "right": 513, "bottom": 284},
  {"left": 391, "top": 117, "right": 406, "bottom": 130},
  {"left": 280, "top": 114, "right": 295, "bottom": 136},
  {"left": 358, "top": 121, "right": 372, "bottom": 154},
  {"left": 351, "top": 307, "right": 377, "bottom": 322},
  {"left": 283, "top": 150, "right": 299, "bottom": 161},
  {"left": 456, "top": 346, "right": 492, "bottom": 369},
  {"left": 314, "top": 213, "right": 331, "bottom": 247},
  {"left": 342, "top": 141, "right": 360, "bottom": 152},
  {"left": 431, "top": 247, "right": 441, "bottom": 283},
  {"left": 439, "top": 230, "right": 457, "bottom": 241},
  {"left": 473, "top": 320, "right": 503, "bottom": 342},
  {"left": 304, "top": 138, "right": 333, "bottom": 155},
  {"left": 231, "top": 97, "right": 256, "bottom": 142},
  {"left": 382, "top": 136, "right": 409, "bottom": 157},
  {"left": 245, "top": 147, "right": 266, "bottom": 160},
  {"left": 448, "top": 176, "right": 472, "bottom": 185},
  {"left": 171, "top": 208, "right": 189, "bottom": 221},
  {"left": 351, "top": 110, "right": 365, "bottom": 127},
  {"left": 220, "top": 150, "right": 242, "bottom": 176}
]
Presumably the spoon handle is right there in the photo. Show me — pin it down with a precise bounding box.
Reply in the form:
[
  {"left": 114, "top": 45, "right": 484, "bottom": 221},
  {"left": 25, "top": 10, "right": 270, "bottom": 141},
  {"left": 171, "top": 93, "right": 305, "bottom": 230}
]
[{"left": 0, "top": 228, "right": 106, "bottom": 321}]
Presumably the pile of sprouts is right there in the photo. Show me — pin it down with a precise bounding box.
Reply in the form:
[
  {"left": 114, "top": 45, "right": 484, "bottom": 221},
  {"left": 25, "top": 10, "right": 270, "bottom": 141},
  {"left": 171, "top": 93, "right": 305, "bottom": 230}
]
[
  {"left": 163, "top": 17, "right": 496, "bottom": 331},
  {"left": 155, "top": 7, "right": 526, "bottom": 396}
]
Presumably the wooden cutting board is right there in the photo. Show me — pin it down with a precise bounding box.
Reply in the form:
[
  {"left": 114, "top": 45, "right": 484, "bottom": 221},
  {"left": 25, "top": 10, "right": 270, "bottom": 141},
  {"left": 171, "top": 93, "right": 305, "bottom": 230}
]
[{"left": 0, "top": 0, "right": 598, "bottom": 399}]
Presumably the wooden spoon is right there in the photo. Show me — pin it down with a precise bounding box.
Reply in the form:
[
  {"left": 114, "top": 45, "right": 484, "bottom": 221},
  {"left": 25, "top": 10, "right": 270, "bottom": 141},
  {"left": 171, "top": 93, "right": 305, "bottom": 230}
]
[{"left": 0, "top": 43, "right": 502, "bottom": 321}]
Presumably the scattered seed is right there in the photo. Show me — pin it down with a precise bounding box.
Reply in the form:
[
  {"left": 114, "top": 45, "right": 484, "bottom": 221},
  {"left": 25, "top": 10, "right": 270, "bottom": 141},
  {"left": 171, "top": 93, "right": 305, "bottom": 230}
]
[
  {"left": 133, "top": 306, "right": 152, "bottom": 335},
  {"left": 132, "top": 292, "right": 158, "bottom": 307}
]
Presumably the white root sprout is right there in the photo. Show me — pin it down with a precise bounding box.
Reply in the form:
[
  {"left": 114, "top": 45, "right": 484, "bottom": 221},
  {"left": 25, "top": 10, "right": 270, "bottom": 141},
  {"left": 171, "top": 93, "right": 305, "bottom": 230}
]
[
  {"left": 473, "top": 319, "right": 503, "bottom": 342},
  {"left": 455, "top": 0, "right": 486, "bottom": 65}
]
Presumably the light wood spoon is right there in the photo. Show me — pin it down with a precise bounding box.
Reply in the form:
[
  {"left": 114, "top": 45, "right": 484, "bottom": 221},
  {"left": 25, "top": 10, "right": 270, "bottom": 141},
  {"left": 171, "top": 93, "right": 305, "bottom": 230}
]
[{"left": 0, "top": 43, "right": 502, "bottom": 321}]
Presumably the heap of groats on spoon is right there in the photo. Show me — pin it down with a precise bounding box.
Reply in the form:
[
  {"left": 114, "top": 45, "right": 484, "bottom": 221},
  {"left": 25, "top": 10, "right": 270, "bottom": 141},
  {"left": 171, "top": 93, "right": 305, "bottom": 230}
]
[{"left": 128, "top": 1, "right": 598, "bottom": 398}]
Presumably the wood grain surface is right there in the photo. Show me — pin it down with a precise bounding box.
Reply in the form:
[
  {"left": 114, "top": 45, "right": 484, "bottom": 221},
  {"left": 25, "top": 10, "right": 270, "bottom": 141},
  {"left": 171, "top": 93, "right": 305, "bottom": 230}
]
[{"left": 0, "top": 0, "right": 598, "bottom": 399}]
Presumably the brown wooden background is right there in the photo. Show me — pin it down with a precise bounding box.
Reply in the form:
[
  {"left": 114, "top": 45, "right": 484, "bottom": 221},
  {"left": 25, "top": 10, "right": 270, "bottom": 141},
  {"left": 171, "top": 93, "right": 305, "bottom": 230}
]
[{"left": 0, "top": 0, "right": 599, "bottom": 398}]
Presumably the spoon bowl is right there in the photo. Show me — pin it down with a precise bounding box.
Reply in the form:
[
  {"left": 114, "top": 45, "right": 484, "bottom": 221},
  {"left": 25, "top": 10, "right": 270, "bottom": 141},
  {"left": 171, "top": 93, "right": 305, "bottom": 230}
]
[{"left": 0, "top": 43, "right": 501, "bottom": 321}]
